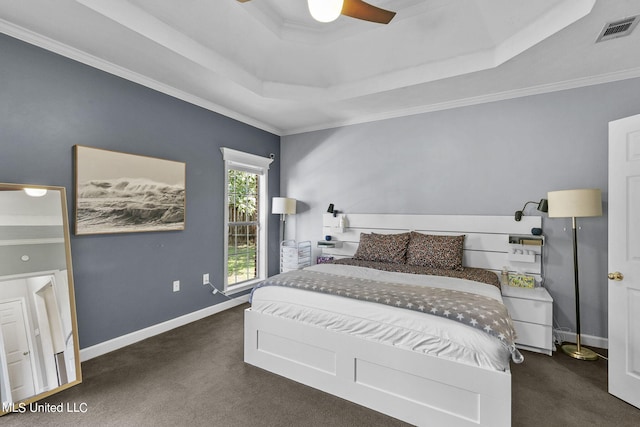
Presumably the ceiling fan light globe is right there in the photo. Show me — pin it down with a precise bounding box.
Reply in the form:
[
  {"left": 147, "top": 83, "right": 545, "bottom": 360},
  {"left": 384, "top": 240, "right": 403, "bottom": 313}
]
[{"left": 308, "top": 0, "right": 344, "bottom": 23}]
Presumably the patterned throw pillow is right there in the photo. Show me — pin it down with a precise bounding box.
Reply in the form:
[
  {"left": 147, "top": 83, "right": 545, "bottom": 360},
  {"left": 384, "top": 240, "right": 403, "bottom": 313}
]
[
  {"left": 353, "top": 232, "right": 410, "bottom": 264},
  {"left": 406, "top": 232, "right": 465, "bottom": 271}
]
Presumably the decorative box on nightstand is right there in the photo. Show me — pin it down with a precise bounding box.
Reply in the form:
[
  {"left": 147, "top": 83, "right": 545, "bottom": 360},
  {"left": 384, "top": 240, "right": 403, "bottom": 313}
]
[{"left": 501, "top": 285, "right": 553, "bottom": 355}]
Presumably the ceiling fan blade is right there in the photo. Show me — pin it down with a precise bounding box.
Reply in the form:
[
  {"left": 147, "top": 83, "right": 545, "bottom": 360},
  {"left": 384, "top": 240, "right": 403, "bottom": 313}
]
[{"left": 341, "top": 0, "right": 396, "bottom": 24}]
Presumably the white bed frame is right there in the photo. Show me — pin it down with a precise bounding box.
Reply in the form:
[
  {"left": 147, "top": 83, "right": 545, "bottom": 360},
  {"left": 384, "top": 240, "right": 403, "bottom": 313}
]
[{"left": 245, "top": 214, "right": 542, "bottom": 427}]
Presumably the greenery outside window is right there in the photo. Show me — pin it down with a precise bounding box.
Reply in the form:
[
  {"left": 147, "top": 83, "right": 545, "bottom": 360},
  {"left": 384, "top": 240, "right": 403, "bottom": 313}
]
[{"left": 221, "top": 148, "right": 273, "bottom": 293}]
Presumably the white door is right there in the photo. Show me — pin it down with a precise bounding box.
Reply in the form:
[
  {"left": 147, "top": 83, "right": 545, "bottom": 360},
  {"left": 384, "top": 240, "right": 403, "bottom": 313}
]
[
  {"left": 0, "top": 300, "right": 36, "bottom": 401},
  {"left": 608, "top": 113, "right": 640, "bottom": 408}
]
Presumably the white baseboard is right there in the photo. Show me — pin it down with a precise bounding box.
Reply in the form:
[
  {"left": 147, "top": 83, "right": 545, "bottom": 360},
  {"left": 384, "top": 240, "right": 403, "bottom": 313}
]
[
  {"left": 553, "top": 329, "right": 608, "bottom": 350},
  {"left": 78, "top": 298, "right": 606, "bottom": 362},
  {"left": 79, "top": 295, "right": 249, "bottom": 362}
]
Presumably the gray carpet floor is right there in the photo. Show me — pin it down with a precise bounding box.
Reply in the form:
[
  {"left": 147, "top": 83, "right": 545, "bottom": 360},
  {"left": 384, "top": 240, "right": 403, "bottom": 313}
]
[{"left": 3, "top": 303, "right": 639, "bottom": 426}]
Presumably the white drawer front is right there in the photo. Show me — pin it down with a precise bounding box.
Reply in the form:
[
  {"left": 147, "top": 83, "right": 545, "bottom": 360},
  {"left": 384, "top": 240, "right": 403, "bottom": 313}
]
[
  {"left": 503, "top": 297, "right": 552, "bottom": 325},
  {"left": 513, "top": 320, "right": 552, "bottom": 350}
]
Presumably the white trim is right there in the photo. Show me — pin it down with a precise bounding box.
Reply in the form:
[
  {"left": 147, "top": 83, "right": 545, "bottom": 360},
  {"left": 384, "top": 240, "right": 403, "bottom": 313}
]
[
  {"left": 226, "top": 278, "right": 261, "bottom": 295},
  {"left": 281, "top": 68, "right": 640, "bottom": 135},
  {"left": 79, "top": 295, "right": 249, "bottom": 362},
  {"left": 221, "top": 149, "right": 271, "bottom": 291},
  {"left": 3, "top": 16, "right": 639, "bottom": 137},
  {"left": 0, "top": 215, "right": 62, "bottom": 226},
  {"left": 0, "top": 19, "right": 281, "bottom": 136},
  {"left": 0, "top": 297, "right": 40, "bottom": 398},
  {"left": 220, "top": 147, "right": 273, "bottom": 172},
  {"left": 0, "top": 238, "right": 64, "bottom": 246}
]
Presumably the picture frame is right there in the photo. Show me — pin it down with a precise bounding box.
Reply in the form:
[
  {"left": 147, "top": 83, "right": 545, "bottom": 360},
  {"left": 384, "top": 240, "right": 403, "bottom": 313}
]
[{"left": 73, "top": 145, "right": 186, "bottom": 235}]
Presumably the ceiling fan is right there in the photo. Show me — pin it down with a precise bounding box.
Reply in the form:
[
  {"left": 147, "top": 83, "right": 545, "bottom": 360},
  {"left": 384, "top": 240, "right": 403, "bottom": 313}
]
[{"left": 236, "top": 0, "right": 396, "bottom": 24}]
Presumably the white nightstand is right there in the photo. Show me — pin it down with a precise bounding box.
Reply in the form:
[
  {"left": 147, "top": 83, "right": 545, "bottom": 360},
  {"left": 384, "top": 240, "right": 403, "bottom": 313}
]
[
  {"left": 280, "top": 241, "right": 311, "bottom": 273},
  {"left": 501, "top": 285, "right": 553, "bottom": 355}
]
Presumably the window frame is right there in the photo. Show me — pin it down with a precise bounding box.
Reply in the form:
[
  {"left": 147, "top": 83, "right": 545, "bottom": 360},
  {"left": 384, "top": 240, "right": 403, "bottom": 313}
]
[{"left": 221, "top": 148, "right": 273, "bottom": 294}]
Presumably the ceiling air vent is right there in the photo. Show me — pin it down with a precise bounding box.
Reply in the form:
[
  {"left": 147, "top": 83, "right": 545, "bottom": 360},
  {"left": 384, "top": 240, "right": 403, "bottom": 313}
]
[{"left": 596, "top": 15, "right": 639, "bottom": 43}]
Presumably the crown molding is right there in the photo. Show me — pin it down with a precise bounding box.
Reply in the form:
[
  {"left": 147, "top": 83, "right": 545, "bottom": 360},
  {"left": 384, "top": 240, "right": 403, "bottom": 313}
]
[
  {"left": 3, "top": 16, "right": 639, "bottom": 137},
  {"left": 0, "top": 19, "right": 281, "bottom": 136},
  {"left": 283, "top": 67, "right": 640, "bottom": 135},
  {"left": 0, "top": 238, "right": 65, "bottom": 247}
]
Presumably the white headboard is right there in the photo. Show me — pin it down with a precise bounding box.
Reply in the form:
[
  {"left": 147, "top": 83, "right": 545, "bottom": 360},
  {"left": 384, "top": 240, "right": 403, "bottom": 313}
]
[{"left": 321, "top": 213, "right": 543, "bottom": 281}]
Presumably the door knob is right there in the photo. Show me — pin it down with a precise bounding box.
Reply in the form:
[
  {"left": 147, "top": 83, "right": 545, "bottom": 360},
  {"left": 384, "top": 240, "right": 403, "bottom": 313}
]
[
  {"left": 608, "top": 271, "right": 624, "bottom": 281},
  {"left": 23, "top": 351, "right": 30, "bottom": 356}
]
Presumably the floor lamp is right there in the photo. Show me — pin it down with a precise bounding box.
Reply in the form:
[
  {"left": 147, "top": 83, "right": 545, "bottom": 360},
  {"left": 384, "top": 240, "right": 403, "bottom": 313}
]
[
  {"left": 272, "top": 197, "right": 296, "bottom": 241},
  {"left": 547, "top": 188, "right": 602, "bottom": 360}
]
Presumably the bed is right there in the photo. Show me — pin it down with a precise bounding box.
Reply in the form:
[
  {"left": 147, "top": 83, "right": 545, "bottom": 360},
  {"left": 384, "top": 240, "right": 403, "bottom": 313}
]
[{"left": 245, "top": 214, "right": 542, "bottom": 427}]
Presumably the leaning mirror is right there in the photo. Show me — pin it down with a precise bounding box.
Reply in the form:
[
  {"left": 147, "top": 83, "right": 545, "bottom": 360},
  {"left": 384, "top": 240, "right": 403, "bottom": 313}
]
[{"left": 0, "top": 183, "right": 81, "bottom": 415}]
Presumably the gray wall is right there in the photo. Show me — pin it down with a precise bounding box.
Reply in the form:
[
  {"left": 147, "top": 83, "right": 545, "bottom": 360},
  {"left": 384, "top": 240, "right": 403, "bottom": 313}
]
[
  {"left": 0, "top": 34, "right": 281, "bottom": 348},
  {"left": 282, "top": 77, "right": 640, "bottom": 341}
]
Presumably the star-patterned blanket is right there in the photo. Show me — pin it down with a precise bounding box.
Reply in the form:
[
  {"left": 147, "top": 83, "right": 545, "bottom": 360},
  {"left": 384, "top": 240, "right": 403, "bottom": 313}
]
[{"left": 253, "top": 269, "right": 517, "bottom": 347}]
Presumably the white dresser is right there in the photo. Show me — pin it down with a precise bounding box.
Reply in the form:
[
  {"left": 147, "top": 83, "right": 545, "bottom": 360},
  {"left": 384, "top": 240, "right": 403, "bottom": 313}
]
[{"left": 501, "top": 285, "right": 554, "bottom": 355}]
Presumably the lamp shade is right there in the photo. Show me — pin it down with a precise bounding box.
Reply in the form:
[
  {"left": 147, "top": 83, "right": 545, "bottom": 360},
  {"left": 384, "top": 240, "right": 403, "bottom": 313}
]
[
  {"left": 547, "top": 189, "right": 602, "bottom": 218},
  {"left": 272, "top": 197, "right": 296, "bottom": 215}
]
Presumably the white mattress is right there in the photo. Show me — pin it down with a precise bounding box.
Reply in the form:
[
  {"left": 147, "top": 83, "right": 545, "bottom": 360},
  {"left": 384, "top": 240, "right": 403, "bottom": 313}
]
[{"left": 250, "top": 263, "right": 519, "bottom": 372}]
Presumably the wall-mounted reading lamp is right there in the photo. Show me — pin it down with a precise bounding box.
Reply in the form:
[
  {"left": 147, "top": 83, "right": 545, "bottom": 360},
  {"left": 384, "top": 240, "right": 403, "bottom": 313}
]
[
  {"left": 327, "top": 203, "right": 339, "bottom": 217},
  {"left": 515, "top": 199, "right": 548, "bottom": 221}
]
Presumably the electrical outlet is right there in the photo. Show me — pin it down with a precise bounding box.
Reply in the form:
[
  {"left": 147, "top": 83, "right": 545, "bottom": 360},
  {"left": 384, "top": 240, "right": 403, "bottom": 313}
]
[
  {"left": 203, "top": 273, "right": 209, "bottom": 285},
  {"left": 173, "top": 280, "right": 180, "bottom": 292}
]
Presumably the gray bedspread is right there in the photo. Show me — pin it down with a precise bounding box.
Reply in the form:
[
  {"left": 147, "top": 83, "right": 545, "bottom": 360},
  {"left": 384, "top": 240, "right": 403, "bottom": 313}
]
[{"left": 252, "top": 268, "right": 517, "bottom": 347}]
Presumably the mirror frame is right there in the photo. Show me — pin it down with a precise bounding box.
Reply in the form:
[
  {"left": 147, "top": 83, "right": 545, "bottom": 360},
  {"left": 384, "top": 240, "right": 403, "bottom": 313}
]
[{"left": 0, "top": 182, "right": 82, "bottom": 415}]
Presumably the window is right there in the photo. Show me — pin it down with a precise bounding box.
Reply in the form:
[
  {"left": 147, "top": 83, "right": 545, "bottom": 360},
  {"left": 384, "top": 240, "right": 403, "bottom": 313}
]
[
  {"left": 221, "top": 148, "right": 273, "bottom": 292},
  {"left": 227, "top": 169, "right": 258, "bottom": 285}
]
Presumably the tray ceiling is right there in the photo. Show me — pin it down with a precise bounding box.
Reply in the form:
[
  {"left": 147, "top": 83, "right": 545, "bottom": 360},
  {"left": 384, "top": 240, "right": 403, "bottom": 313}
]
[{"left": 1, "top": 0, "right": 639, "bottom": 135}]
